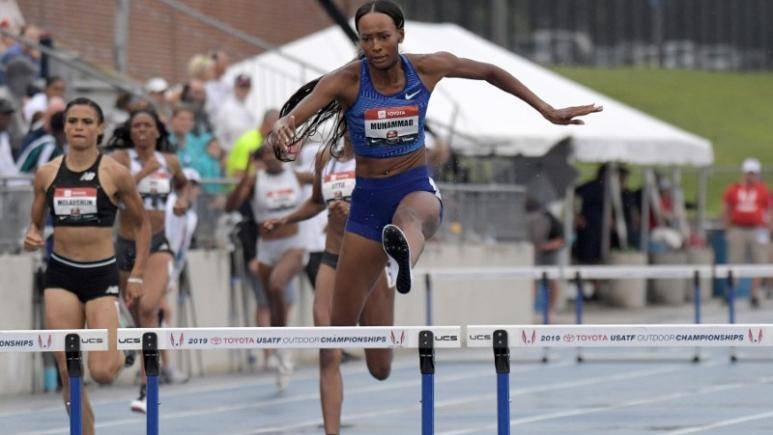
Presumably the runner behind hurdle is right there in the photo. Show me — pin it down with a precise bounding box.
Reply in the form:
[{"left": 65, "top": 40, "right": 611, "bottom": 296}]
[
  {"left": 24, "top": 97, "right": 151, "bottom": 435},
  {"left": 263, "top": 134, "right": 394, "bottom": 434}
]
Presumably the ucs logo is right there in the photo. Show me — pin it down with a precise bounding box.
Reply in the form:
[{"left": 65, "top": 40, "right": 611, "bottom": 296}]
[
  {"left": 118, "top": 337, "right": 141, "bottom": 344},
  {"left": 521, "top": 330, "right": 537, "bottom": 345},
  {"left": 170, "top": 333, "right": 184, "bottom": 348},
  {"left": 434, "top": 335, "right": 458, "bottom": 342},
  {"left": 389, "top": 331, "right": 406, "bottom": 346},
  {"left": 748, "top": 328, "right": 764, "bottom": 344},
  {"left": 38, "top": 334, "right": 53, "bottom": 350}
]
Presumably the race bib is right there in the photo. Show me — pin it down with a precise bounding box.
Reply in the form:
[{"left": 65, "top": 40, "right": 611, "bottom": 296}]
[
  {"left": 53, "top": 187, "right": 98, "bottom": 218},
  {"left": 364, "top": 105, "right": 419, "bottom": 146},
  {"left": 137, "top": 172, "right": 172, "bottom": 196},
  {"left": 264, "top": 187, "right": 298, "bottom": 211},
  {"left": 322, "top": 170, "right": 356, "bottom": 203}
]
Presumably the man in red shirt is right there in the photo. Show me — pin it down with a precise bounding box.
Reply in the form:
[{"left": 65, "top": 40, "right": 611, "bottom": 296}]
[{"left": 723, "top": 158, "right": 769, "bottom": 307}]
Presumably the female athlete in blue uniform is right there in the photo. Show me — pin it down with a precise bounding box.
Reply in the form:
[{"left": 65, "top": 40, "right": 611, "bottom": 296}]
[{"left": 271, "top": 2, "right": 600, "bottom": 430}]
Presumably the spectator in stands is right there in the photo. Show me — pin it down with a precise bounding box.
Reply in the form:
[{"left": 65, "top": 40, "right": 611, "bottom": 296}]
[
  {"left": 723, "top": 157, "right": 769, "bottom": 308},
  {"left": 16, "top": 104, "right": 64, "bottom": 173},
  {"left": 17, "top": 96, "right": 64, "bottom": 157},
  {"left": 104, "top": 91, "right": 132, "bottom": 141},
  {"left": 526, "top": 197, "right": 565, "bottom": 323},
  {"left": 180, "top": 79, "right": 212, "bottom": 138},
  {"left": 227, "top": 109, "right": 279, "bottom": 178},
  {"left": 194, "top": 136, "right": 225, "bottom": 194},
  {"left": 167, "top": 105, "right": 209, "bottom": 169},
  {"left": 214, "top": 73, "right": 255, "bottom": 153},
  {"left": 0, "top": 23, "right": 42, "bottom": 85},
  {"left": 145, "top": 77, "right": 171, "bottom": 124},
  {"left": 23, "top": 75, "right": 65, "bottom": 127},
  {"left": 0, "top": 97, "right": 17, "bottom": 177},
  {"left": 574, "top": 164, "right": 607, "bottom": 264},
  {"left": 205, "top": 49, "right": 231, "bottom": 120}
]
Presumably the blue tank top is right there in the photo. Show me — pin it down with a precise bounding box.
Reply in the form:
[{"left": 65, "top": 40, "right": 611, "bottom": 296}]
[{"left": 345, "top": 54, "right": 431, "bottom": 158}]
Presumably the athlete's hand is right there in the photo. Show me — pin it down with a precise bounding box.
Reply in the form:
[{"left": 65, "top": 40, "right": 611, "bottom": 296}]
[
  {"left": 328, "top": 200, "right": 350, "bottom": 220},
  {"left": 23, "top": 226, "right": 45, "bottom": 251},
  {"left": 271, "top": 115, "right": 296, "bottom": 149},
  {"left": 173, "top": 197, "right": 188, "bottom": 216},
  {"left": 262, "top": 217, "right": 287, "bottom": 233},
  {"left": 543, "top": 104, "right": 603, "bottom": 125},
  {"left": 125, "top": 279, "right": 143, "bottom": 309}
]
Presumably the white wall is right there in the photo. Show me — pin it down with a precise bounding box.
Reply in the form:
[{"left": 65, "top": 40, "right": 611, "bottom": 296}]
[
  {"left": 1, "top": 242, "right": 534, "bottom": 394},
  {"left": 0, "top": 254, "right": 36, "bottom": 395}
]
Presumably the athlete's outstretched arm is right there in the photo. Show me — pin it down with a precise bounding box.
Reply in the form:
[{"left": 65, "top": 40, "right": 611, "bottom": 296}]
[
  {"left": 419, "top": 51, "right": 602, "bottom": 125},
  {"left": 272, "top": 65, "right": 357, "bottom": 150}
]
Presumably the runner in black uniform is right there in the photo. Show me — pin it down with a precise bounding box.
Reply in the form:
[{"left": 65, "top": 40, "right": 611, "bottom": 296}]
[
  {"left": 108, "top": 108, "right": 189, "bottom": 413},
  {"left": 24, "top": 97, "right": 150, "bottom": 435}
]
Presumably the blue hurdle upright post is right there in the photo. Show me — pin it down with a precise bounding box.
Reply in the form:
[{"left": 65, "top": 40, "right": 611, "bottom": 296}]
[
  {"left": 726, "top": 270, "right": 738, "bottom": 362},
  {"left": 573, "top": 271, "right": 585, "bottom": 363},
  {"left": 493, "top": 330, "right": 510, "bottom": 435},
  {"left": 692, "top": 270, "right": 702, "bottom": 363},
  {"left": 425, "top": 274, "right": 433, "bottom": 326},
  {"left": 540, "top": 272, "right": 550, "bottom": 363},
  {"left": 143, "top": 332, "right": 160, "bottom": 435},
  {"left": 65, "top": 333, "right": 82, "bottom": 435},
  {"left": 418, "top": 330, "right": 434, "bottom": 435}
]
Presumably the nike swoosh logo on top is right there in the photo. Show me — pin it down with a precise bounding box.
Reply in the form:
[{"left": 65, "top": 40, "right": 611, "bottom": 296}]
[{"left": 405, "top": 90, "right": 420, "bottom": 100}]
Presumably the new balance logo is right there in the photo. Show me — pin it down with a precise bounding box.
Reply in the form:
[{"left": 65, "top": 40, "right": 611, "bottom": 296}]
[
  {"left": 105, "top": 286, "right": 119, "bottom": 295},
  {"left": 405, "top": 90, "right": 420, "bottom": 100},
  {"left": 80, "top": 172, "right": 96, "bottom": 181}
]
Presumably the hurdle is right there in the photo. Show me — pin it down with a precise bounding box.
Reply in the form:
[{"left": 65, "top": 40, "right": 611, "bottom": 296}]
[
  {"left": 117, "top": 326, "right": 461, "bottom": 435},
  {"left": 467, "top": 323, "right": 773, "bottom": 435},
  {"left": 0, "top": 329, "right": 108, "bottom": 435}
]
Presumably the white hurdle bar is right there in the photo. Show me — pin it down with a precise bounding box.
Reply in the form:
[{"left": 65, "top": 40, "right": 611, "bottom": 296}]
[
  {"left": 417, "top": 264, "right": 773, "bottom": 327},
  {"left": 0, "top": 329, "right": 109, "bottom": 435},
  {"left": 466, "top": 324, "right": 773, "bottom": 435},
  {"left": 116, "top": 326, "right": 461, "bottom": 435}
]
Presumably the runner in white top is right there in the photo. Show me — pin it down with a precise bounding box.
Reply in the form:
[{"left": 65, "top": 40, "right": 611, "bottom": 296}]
[
  {"left": 225, "top": 145, "right": 307, "bottom": 390},
  {"left": 263, "top": 135, "right": 394, "bottom": 434}
]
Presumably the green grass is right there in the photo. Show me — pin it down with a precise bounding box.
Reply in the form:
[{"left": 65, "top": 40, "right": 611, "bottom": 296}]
[{"left": 552, "top": 67, "right": 773, "bottom": 216}]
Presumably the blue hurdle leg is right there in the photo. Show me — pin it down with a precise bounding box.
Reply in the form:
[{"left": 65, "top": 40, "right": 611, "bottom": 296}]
[
  {"left": 147, "top": 375, "right": 159, "bottom": 435},
  {"left": 69, "top": 375, "right": 82, "bottom": 435},
  {"left": 493, "top": 330, "right": 510, "bottom": 435},
  {"left": 65, "top": 333, "right": 83, "bottom": 435},
  {"left": 419, "top": 330, "right": 435, "bottom": 435},
  {"left": 421, "top": 373, "right": 434, "bottom": 434},
  {"left": 143, "top": 332, "right": 160, "bottom": 435}
]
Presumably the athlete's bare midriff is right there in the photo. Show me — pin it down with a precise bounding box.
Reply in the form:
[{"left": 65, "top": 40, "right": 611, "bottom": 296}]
[
  {"left": 354, "top": 147, "right": 426, "bottom": 178},
  {"left": 52, "top": 227, "right": 115, "bottom": 261},
  {"left": 117, "top": 210, "right": 164, "bottom": 240}
]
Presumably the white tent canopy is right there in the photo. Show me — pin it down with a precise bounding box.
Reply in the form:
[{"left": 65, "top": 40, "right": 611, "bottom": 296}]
[{"left": 232, "top": 21, "right": 713, "bottom": 166}]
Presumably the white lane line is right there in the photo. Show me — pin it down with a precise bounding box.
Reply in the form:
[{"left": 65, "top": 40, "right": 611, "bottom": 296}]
[
  {"left": 665, "top": 410, "right": 773, "bottom": 434},
  {"left": 437, "top": 371, "right": 772, "bottom": 435},
  {"left": 20, "top": 362, "right": 559, "bottom": 435},
  {"left": 235, "top": 365, "right": 690, "bottom": 434},
  {"left": 0, "top": 356, "right": 426, "bottom": 418}
]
